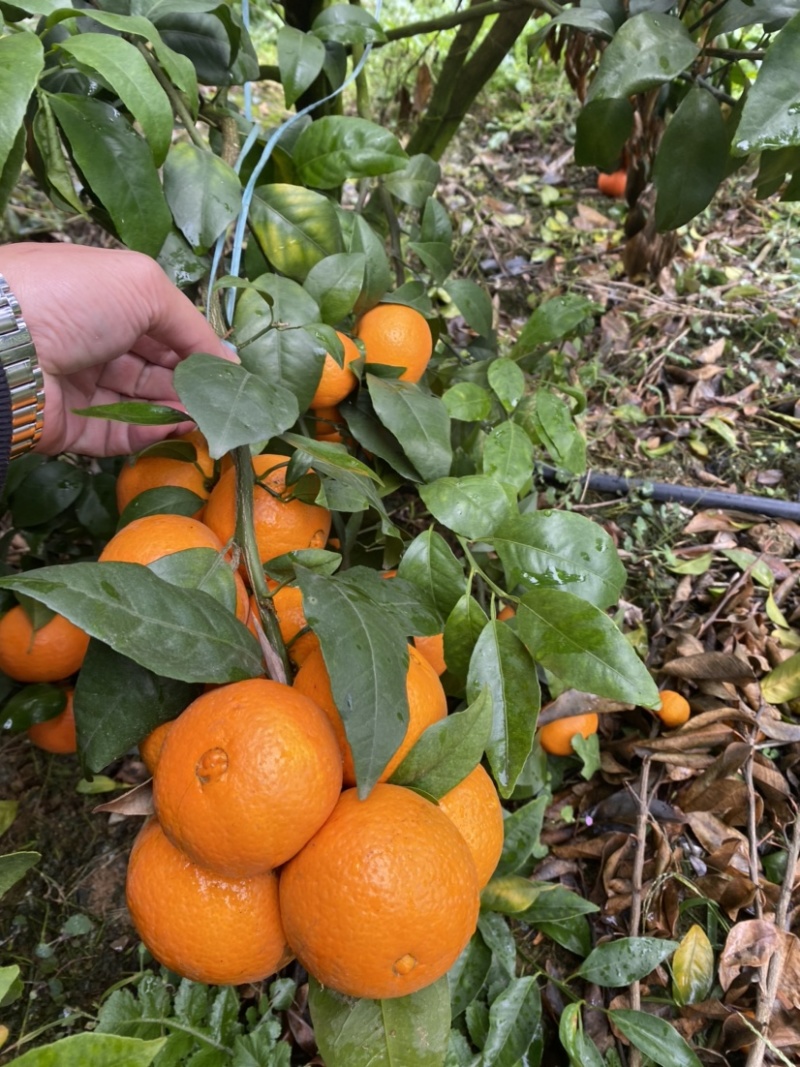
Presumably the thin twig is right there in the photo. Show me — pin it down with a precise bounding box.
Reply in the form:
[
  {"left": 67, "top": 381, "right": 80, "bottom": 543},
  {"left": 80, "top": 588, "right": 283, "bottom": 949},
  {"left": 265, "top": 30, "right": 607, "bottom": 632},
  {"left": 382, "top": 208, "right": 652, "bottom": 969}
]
[
  {"left": 136, "top": 42, "right": 206, "bottom": 150},
  {"left": 627, "top": 755, "right": 652, "bottom": 1067},
  {"left": 743, "top": 751, "right": 763, "bottom": 921}
]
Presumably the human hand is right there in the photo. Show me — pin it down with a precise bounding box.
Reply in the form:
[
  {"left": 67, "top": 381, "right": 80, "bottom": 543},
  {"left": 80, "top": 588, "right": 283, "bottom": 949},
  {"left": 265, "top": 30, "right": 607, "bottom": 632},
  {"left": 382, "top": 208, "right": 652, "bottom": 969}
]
[{"left": 2, "top": 242, "right": 235, "bottom": 457}]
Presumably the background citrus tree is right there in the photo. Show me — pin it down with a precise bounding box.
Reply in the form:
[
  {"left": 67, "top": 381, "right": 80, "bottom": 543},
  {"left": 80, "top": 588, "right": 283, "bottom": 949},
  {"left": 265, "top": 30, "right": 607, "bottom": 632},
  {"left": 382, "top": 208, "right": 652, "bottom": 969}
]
[{"left": 2, "top": 2, "right": 795, "bottom": 1065}]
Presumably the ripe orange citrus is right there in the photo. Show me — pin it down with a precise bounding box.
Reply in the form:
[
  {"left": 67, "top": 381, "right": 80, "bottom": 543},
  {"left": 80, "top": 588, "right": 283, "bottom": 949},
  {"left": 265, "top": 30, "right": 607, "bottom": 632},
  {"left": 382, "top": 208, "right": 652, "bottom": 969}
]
[
  {"left": 249, "top": 585, "right": 319, "bottom": 667},
  {"left": 126, "top": 818, "right": 290, "bottom": 986},
  {"left": 355, "top": 304, "right": 432, "bottom": 383},
  {"left": 0, "top": 606, "right": 89, "bottom": 683},
  {"left": 497, "top": 605, "right": 516, "bottom": 621},
  {"left": 309, "top": 333, "right": 360, "bottom": 409},
  {"left": 99, "top": 513, "right": 248, "bottom": 623},
  {"left": 279, "top": 784, "right": 480, "bottom": 1000},
  {"left": 203, "top": 454, "right": 331, "bottom": 570},
  {"left": 656, "top": 690, "right": 690, "bottom": 728},
  {"left": 153, "top": 678, "right": 342, "bottom": 877},
  {"left": 293, "top": 643, "right": 447, "bottom": 786},
  {"left": 27, "top": 689, "right": 77, "bottom": 754},
  {"left": 597, "top": 169, "right": 627, "bottom": 199},
  {"left": 438, "top": 765, "right": 504, "bottom": 889},
  {"left": 116, "top": 430, "right": 215, "bottom": 515},
  {"left": 413, "top": 632, "right": 446, "bottom": 676},
  {"left": 538, "top": 712, "right": 599, "bottom": 757},
  {"left": 139, "top": 720, "right": 174, "bottom": 775}
]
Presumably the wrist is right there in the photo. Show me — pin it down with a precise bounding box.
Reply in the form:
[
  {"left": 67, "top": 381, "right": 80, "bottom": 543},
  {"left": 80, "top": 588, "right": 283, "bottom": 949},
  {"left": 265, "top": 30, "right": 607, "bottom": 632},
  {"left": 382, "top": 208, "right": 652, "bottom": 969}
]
[{"left": 0, "top": 271, "right": 45, "bottom": 457}]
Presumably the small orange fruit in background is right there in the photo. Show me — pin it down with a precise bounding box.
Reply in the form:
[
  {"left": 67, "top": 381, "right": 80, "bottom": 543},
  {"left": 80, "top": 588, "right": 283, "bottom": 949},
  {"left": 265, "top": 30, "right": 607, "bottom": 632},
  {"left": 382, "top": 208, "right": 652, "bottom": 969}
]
[
  {"left": 279, "top": 784, "right": 480, "bottom": 1000},
  {"left": 139, "top": 720, "right": 175, "bottom": 775},
  {"left": 309, "top": 333, "right": 361, "bottom": 409},
  {"left": 249, "top": 585, "right": 319, "bottom": 666},
  {"left": 126, "top": 818, "right": 290, "bottom": 986},
  {"left": 203, "top": 453, "right": 331, "bottom": 570},
  {"left": 355, "top": 304, "right": 432, "bottom": 383},
  {"left": 497, "top": 605, "right": 516, "bottom": 621},
  {"left": 413, "top": 632, "right": 446, "bottom": 676},
  {"left": 153, "top": 678, "right": 342, "bottom": 877},
  {"left": 538, "top": 712, "right": 599, "bottom": 757},
  {"left": 655, "top": 690, "right": 690, "bottom": 728},
  {"left": 116, "top": 429, "right": 215, "bottom": 515},
  {"left": 99, "top": 513, "right": 248, "bottom": 623},
  {"left": 27, "top": 689, "right": 77, "bottom": 754},
  {"left": 597, "top": 169, "right": 627, "bottom": 199},
  {"left": 438, "top": 764, "right": 504, "bottom": 889},
  {"left": 0, "top": 606, "right": 89, "bottom": 683},
  {"left": 293, "top": 643, "right": 447, "bottom": 786}
]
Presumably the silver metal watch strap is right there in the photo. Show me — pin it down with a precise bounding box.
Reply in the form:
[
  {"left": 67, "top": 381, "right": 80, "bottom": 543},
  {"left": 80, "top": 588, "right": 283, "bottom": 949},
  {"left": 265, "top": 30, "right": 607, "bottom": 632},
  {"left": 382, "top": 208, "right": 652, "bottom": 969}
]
[{"left": 0, "top": 272, "right": 45, "bottom": 457}]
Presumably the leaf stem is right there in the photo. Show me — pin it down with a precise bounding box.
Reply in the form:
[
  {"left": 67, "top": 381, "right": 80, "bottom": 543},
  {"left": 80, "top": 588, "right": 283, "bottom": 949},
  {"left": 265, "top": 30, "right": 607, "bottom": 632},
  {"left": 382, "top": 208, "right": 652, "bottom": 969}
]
[
  {"left": 135, "top": 41, "right": 206, "bottom": 151},
  {"left": 458, "top": 537, "right": 510, "bottom": 602}
]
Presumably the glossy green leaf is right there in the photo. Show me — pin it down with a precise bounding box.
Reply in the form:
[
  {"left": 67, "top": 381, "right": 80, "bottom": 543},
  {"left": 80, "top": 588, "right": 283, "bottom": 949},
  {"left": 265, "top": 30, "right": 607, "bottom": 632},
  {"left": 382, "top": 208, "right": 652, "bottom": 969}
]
[
  {"left": 295, "top": 568, "right": 409, "bottom": 796},
  {"left": 517, "top": 389, "right": 586, "bottom": 474},
  {"left": 577, "top": 937, "right": 679, "bottom": 987},
  {"left": 509, "top": 294, "right": 597, "bottom": 359},
  {"left": 367, "top": 375, "right": 452, "bottom": 483},
  {"left": 442, "top": 383, "right": 493, "bottom": 422},
  {"left": 116, "top": 486, "right": 206, "bottom": 527},
  {"left": 0, "top": 31, "right": 43, "bottom": 179},
  {"left": 347, "top": 212, "right": 392, "bottom": 315},
  {"left": 492, "top": 511, "right": 626, "bottom": 610},
  {"left": 0, "top": 963, "right": 21, "bottom": 1006},
  {"left": 487, "top": 359, "right": 526, "bottom": 414},
  {"left": 654, "top": 88, "right": 728, "bottom": 230},
  {"left": 735, "top": 13, "right": 800, "bottom": 154},
  {"left": 478, "top": 911, "right": 517, "bottom": 979},
  {"left": 163, "top": 143, "right": 241, "bottom": 252},
  {"left": 483, "top": 422, "right": 534, "bottom": 495},
  {"left": 516, "top": 589, "right": 658, "bottom": 706},
  {"left": 157, "top": 9, "right": 258, "bottom": 86},
  {"left": 174, "top": 352, "right": 298, "bottom": 459},
  {"left": 72, "top": 402, "right": 186, "bottom": 425},
  {"left": 5, "top": 1033, "right": 167, "bottom": 1067},
  {"left": 278, "top": 24, "right": 325, "bottom": 107},
  {"left": 382, "top": 153, "right": 441, "bottom": 208},
  {"left": 495, "top": 794, "right": 549, "bottom": 875},
  {"left": 0, "top": 851, "right": 40, "bottom": 900},
  {"left": 408, "top": 239, "right": 453, "bottom": 284},
  {"left": 397, "top": 529, "right": 466, "bottom": 619},
  {"left": 608, "top": 1010, "right": 703, "bottom": 1067},
  {"left": 672, "top": 924, "right": 715, "bottom": 1006},
  {"left": 1, "top": 683, "right": 66, "bottom": 732},
  {"left": 0, "top": 563, "right": 263, "bottom": 684},
  {"left": 148, "top": 548, "right": 239, "bottom": 616},
  {"left": 575, "top": 97, "right": 634, "bottom": 170},
  {"left": 56, "top": 34, "right": 172, "bottom": 165},
  {"left": 31, "top": 95, "right": 84, "bottom": 215},
  {"left": 0, "top": 126, "right": 25, "bottom": 217},
  {"left": 303, "top": 252, "right": 366, "bottom": 324},
  {"left": 586, "top": 12, "right": 699, "bottom": 101},
  {"left": 443, "top": 594, "right": 489, "bottom": 682},
  {"left": 420, "top": 476, "right": 513, "bottom": 540},
  {"left": 467, "top": 622, "right": 540, "bottom": 798},
  {"left": 48, "top": 94, "right": 171, "bottom": 257},
  {"left": 559, "top": 1003, "right": 605, "bottom": 1067},
  {"left": 710, "top": 0, "right": 800, "bottom": 35},
  {"left": 312, "top": 5, "right": 387, "bottom": 45},
  {"left": 75, "top": 640, "right": 196, "bottom": 772},
  {"left": 250, "top": 183, "right": 343, "bottom": 282},
  {"left": 308, "top": 976, "right": 449, "bottom": 1067},
  {"left": 518, "top": 885, "right": 598, "bottom": 957},
  {"left": 264, "top": 549, "right": 342, "bottom": 581},
  {"left": 760, "top": 651, "right": 800, "bottom": 703},
  {"left": 443, "top": 280, "right": 493, "bottom": 338},
  {"left": 449, "top": 932, "right": 492, "bottom": 1020},
  {"left": 9, "top": 460, "right": 86, "bottom": 527},
  {"left": 481, "top": 976, "right": 542, "bottom": 1067},
  {"left": 339, "top": 395, "right": 422, "bottom": 482},
  {"left": 389, "top": 687, "right": 492, "bottom": 798},
  {"left": 294, "top": 116, "right": 407, "bottom": 189}
]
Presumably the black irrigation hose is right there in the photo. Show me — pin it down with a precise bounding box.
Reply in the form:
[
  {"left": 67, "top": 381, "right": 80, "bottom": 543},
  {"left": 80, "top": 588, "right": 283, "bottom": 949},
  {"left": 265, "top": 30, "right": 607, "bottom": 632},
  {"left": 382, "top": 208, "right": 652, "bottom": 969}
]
[{"left": 538, "top": 465, "right": 800, "bottom": 522}]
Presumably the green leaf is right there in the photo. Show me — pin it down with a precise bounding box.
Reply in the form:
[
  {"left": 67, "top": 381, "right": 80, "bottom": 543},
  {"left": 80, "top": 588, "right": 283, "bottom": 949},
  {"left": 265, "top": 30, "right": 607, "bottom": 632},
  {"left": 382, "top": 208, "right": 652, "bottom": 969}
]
[
  {"left": 608, "top": 1010, "right": 703, "bottom": 1067},
  {"left": 0, "top": 563, "right": 263, "bottom": 685},
  {"left": 517, "top": 389, "right": 586, "bottom": 474},
  {"left": 397, "top": 528, "right": 466, "bottom": 619},
  {"left": 278, "top": 24, "right": 325, "bottom": 108},
  {"left": 481, "top": 874, "right": 545, "bottom": 915},
  {"left": 293, "top": 116, "right": 408, "bottom": 189},
  {"left": 303, "top": 252, "right": 366, "bottom": 324},
  {"left": 117, "top": 486, "right": 206, "bottom": 527},
  {"left": 466, "top": 622, "right": 540, "bottom": 798},
  {"left": 443, "top": 595, "right": 489, "bottom": 683},
  {"left": 174, "top": 352, "right": 299, "bottom": 460},
  {"left": 559, "top": 1003, "right": 605, "bottom": 1067},
  {"left": 48, "top": 94, "right": 171, "bottom": 257},
  {"left": 2, "top": 683, "right": 66, "bottom": 732},
  {"left": 487, "top": 359, "right": 526, "bottom": 414},
  {"left": 575, "top": 98, "right": 634, "bottom": 170},
  {"left": 156, "top": 8, "right": 258, "bottom": 87},
  {"left": 382, "top": 153, "right": 441, "bottom": 209},
  {"left": 761, "top": 651, "right": 800, "bottom": 703},
  {"left": 672, "top": 924, "right": 715, "bottom": 1007},
  {"left": 0, "top": 800, "right": 18, "bottom": 837},
  {"left": 492, "top": 511, "right": 626, "bottom": 610},
  {"left": 408, "top": 239, "right": 453, "bottom": 285},
  {"left": 367, "top": 375, "right": 452, "bottom": 483},
  {"left": 163, "top": 143, "right": 242, "bottom": 252},
  {"left": 518, "top": 885, "right": 597, "bottom": 957},
  {"left": 339, "top": 394, "right": 422, "bottom": 482},
  {"left": 250, "top": 183, "right": 344, "bottom": 282},
  {"left": 5, "top": 1033, "right": 167, "bottom": 1067},
  {"left": 449, "top": 932, "right": 492, "bottom": 1020},
  {"left": 0, "top": 851, "right": 40, "bottom": 900},
  {"left": 347, "top": 212, "right": 392, "bottom": 315},
  {"left": 443, "top": 280, "right": 493, "bottom": 338},
  {"left": 495, "top": 795, "right": 549, "bottom": 875},
  {"left": 577, "top": 938, "right": 679, "bottom": 987},
  {"left": 478, "top": 911, "right": 517, "bottom": 979},
  {"left": 31, "top": 95, "right": 85, "bottom": 215},
  {"left": 295, "top": 568, "right": 410, "bottom": 796},
  {"left": 0, "top": 126, "right": 26, "bottom": 217},
  {"left": 72, "top": 402, "right": 186, "bottom": 425},
  {"left": 442, "top": 383, "right": 493, "bottom": 422},
  {"left": 264, "top": 548, "right": 342, "bottom": 581},
  {"left": 483, "top": 422, "right": 534, "bottom": 495},
  {"left": 8, "top": 460, "right": 86, "bottom": 526},
  {"left": 735, "top": 13, "right": 800, "bottom": 154},
  {"left": 516, "top": 589, "right": 658, "bottom": 706},
  {"left": 654, "top": 87, "right": 728, "bottom": 230},
  {"left": 420, "top": 476, "right": 513, "bottom": 540},
  {"left": 311, "top": 5, "right": 387, "bottom": 46},
  {"left": 389, "top": 687, "right": 493, "bottom": 798},
  {"left": 509, "top": 294, "right": 597, "bottom": 360},
  {"left": 74, "top": 640, "right": 197, "bottom": 773},
  {"left": 586, "top": 12, "right": 699, "bottom": 101},
  {"left": 0, "top": 964, "right": 21, "bottom": 1007},
  {"left": 56, "top": 34, "right": 172, "bottom": 166},
  {"left": 710, "top": 0, "right": 800, "bottom": 35},
  {"left": 481, "top": 976, "right": 542, "bottom": 1067},
  {"left": 0, "top": 31, "right": 44, "bottom": 180}
]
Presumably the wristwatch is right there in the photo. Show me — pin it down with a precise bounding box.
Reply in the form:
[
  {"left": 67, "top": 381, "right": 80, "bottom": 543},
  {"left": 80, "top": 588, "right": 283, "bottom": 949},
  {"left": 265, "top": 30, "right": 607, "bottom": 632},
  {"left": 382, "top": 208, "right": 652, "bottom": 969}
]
[{"left": 0, "top": 272, "right": 45, "bottom": 457}]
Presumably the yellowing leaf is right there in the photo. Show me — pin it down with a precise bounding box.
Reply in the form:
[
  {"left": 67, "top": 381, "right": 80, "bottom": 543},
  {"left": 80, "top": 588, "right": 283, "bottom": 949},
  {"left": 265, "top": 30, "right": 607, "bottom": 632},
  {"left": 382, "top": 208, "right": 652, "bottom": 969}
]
[
  {"left": 762, "top": 652, "right": 800, "bottom": 705},
  {"left": 672, "top": 924, "right": 714, "bottom": 1006}
]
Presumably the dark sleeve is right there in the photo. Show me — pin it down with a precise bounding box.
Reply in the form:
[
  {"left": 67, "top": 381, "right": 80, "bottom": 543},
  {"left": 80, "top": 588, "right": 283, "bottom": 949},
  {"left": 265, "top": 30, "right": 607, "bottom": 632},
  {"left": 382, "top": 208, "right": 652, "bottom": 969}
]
[{"left": 0, "top": 360, "right": 10, "bottom": 496}]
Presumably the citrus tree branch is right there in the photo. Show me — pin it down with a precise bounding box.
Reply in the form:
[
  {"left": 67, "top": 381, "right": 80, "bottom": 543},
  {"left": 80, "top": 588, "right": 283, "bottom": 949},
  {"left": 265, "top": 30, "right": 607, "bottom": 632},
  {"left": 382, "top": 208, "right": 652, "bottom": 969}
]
[{"left": 384, "top": 0, "right": 560, "bottom": 42}]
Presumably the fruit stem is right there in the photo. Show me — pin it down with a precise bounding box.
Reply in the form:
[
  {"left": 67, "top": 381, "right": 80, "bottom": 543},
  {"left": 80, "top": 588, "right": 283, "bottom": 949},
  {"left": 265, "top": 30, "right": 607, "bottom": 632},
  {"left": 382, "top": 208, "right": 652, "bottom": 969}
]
[{"left": 233, "top": 446, "right": 291, "bottom": 683}]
